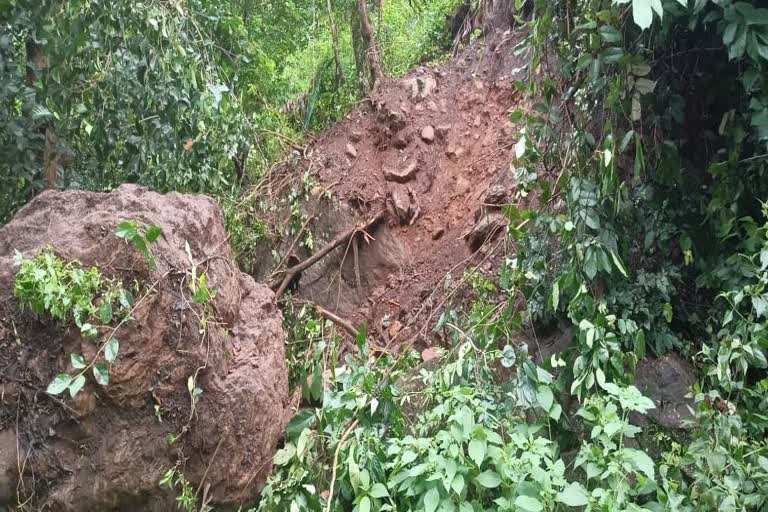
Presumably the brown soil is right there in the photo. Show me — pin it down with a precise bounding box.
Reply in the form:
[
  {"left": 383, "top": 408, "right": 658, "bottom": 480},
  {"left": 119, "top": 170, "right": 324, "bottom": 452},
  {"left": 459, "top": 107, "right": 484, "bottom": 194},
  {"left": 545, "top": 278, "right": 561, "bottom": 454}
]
[
  {"left": 259, "top": 29, "right": 527, "bottom": 353},
  {"left": 0, "top": 185, "right": 289, "bottom": 510}
]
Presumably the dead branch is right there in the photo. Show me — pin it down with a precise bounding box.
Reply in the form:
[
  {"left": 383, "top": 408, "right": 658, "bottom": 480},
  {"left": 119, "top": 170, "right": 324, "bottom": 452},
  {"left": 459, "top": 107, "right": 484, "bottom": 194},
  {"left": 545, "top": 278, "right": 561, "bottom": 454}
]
[{"left": 273, "top": 210, "right": 385, "bottom": 298}]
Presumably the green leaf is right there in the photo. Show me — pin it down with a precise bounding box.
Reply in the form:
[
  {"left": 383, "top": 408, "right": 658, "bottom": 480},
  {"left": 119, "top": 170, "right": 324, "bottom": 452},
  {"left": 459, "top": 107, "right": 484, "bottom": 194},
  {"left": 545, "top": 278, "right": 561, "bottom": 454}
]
[
  {"left": 663, "top": 303, "right": 673, "bottom": 323},
  {"left": 536, "top": 385, "right": 554, "bottom": 412},
  {"left": 273, "top": 443, "right": 296, "bottom": 466},
  {"left": 556, "top": 482, "right": 590, "bottom": 506},
  {"left": 71, "top": 353, "right": 86, "bottom": 369},
  {"left": 551, "top": 280, "right": 560, "bottom": 310},
  {"left": 285, "top": 409, "right": 315, "bottom": 440},
  {"left": 145, "top": 225, "right": 162, "bottom": 242},
  {"left": 119, "top": 288, "right": 134, "bottom": 308},
  {"left": 475, "top": 470, "right": 501, "bottom": 488},
  {"left": 80, "top": 323, "right": 98, "bottom": 338},
  {"left": 424, "top": 487, "right": 440, "bottom": 512},
  {"left": 47, "top": 373, "right": 73, "bottom": 395},
  {"left": 514, "top": 496, "right": 543, "bottom": 512},
  {"left": 358, "top": 496, "right": 371, "bottom": 512},
  {"left": 451, "top": 474, "right": 465, "bottom": 495},
  {"left": 104, "top": 337, "right": 120, "bottom": 363},
  {"left": 68, "top": 375, "right": 86, "bottom": 398},
  {"left": 599, "top": 25, "right": 622, "bottom": 43},
  {"left": 115, "top": 221, "right": 137, "bottom": 240},
  {"left": 369, "top": 483, "right": 389, "bottom": 499},
  {"left": 468, "top": 439, "right": 486, "bottom": 467},
  {"left": 610, "top": 250, "right": 629, "bottom": 278},
  {"left": 93, "top": 362, "right": 110, "bottom": 386},
  {"left": 99, "top": 302, "right": 113, "bottom": 323},
  {"left": 625, "top": 448, "right": 655, "bottom": 479}
]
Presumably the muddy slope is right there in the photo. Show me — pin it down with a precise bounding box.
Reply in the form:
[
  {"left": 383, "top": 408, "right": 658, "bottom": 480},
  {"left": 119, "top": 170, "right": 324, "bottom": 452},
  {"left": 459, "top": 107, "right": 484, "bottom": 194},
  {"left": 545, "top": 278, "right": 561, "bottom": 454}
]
[
  {"left": 0, "top": 185, "right": 288, "bottom": 510},
  {"left": 261, "top": 29, "right": 526, "bottom": 351}
]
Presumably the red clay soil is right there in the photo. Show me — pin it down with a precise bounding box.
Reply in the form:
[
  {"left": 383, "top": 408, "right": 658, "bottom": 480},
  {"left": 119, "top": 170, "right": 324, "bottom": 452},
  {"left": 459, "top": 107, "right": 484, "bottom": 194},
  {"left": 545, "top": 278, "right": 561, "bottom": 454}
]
[{"left": 267, "top": 29, "right": 529, "bottom": 354}]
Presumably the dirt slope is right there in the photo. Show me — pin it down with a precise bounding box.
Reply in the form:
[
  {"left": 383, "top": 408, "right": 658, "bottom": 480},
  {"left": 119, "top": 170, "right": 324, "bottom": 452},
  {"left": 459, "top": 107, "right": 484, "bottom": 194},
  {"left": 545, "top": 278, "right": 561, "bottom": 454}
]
[{"left": 262, "top": 29, "right": 527, "bottom": 353}]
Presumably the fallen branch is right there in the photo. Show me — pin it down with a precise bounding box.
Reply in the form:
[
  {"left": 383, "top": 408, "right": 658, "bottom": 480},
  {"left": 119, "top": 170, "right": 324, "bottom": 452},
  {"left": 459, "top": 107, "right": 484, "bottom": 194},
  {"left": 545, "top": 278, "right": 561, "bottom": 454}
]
[
  {"left": 291, "top": 299, "right": 360, "bottom": 339},
  {"left": 273, "top": 210, "right": 385, "bottom": 298}
]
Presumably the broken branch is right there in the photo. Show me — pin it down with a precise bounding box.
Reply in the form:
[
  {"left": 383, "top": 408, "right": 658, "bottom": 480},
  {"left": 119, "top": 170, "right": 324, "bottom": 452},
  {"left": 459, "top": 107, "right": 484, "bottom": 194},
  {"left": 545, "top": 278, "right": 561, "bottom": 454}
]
[{"left": 273, "top": 210, "right": 385, "bottom": 298}]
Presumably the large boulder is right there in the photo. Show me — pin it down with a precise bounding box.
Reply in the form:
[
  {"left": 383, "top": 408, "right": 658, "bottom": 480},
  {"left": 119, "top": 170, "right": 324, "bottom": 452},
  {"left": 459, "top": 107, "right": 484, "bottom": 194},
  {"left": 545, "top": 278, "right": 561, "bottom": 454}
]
[{"left": 0, "top": 185, "right": 289, "bottom": 510}]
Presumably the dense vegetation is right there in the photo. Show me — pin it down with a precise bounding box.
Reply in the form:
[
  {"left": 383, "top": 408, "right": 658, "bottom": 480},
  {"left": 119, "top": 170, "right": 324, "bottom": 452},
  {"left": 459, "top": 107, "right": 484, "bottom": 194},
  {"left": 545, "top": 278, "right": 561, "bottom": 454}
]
[{"left": 4, "top": 0, "right": 768, "bottom": 511}]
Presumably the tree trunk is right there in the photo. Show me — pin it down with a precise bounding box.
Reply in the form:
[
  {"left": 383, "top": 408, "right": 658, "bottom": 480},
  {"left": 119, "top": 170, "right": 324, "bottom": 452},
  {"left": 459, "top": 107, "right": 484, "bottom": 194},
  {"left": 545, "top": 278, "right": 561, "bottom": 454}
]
[
  {"left": 326, "top": 0, "right": 343, "bottom": 87},
  {"left": 356, "top": 0, "right": 383, "bottom": 93},
  {"left": 26, "top": 39, "right": 58, "bottom": 190}
]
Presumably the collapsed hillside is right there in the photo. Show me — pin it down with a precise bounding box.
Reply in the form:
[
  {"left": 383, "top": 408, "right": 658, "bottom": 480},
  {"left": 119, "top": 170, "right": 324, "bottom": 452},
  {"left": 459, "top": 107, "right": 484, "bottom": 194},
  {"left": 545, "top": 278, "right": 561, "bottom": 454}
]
[{"left": 255, "top": 29, "right": 529, "bottom": 355}]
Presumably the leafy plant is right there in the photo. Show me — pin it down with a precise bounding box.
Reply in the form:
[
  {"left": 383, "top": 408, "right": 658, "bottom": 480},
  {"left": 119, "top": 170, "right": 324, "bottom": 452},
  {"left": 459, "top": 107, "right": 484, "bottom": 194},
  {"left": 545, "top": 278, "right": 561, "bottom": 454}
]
[
  {"left": 116, "top": 221, "right": 162, "bottom": 271},
  {"left": 14, "top": 248, "right": 133, "bottom": 397}
]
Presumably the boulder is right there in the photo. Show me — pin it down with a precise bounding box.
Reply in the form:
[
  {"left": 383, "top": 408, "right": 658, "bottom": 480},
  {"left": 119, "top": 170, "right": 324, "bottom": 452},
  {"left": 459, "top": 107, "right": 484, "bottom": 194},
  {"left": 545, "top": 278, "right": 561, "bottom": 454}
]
[
  {"left": 634, "top": 353, "right": 696, "bottom": 429},
  {"left": 0, "top": 185, "right": 289, "bottom": 510}
]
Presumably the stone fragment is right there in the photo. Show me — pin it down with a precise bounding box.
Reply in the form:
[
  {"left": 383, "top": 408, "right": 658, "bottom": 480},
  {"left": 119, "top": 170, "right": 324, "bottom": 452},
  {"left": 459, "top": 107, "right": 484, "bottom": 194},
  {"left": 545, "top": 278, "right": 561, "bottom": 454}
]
[
  {"left": 435, "top": 125, "right": 450, "bottom": 141},
  {"left": 420, "top": 125, "right": 435, "bottom": 143},
  {"left": 383, "top": 161, "right": 419, "bottom": 183},
  {"left": 345, "top": 143, "right": 358, "bottom": 158}
]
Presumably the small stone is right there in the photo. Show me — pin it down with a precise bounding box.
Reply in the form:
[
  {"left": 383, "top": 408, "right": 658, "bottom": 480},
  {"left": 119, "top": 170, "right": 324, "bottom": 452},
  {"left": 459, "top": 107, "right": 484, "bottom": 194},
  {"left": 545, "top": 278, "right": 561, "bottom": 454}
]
[
  {"left": 421, "top": 347, "right": 441, "bottom": 362},
  {"left": 349, "top": 130, "right": 362, "bottom": 143},
  {"left": 431, "top": 227, "right": 445, "bottom": 240},
  {"left": 435, "top": 125, "right": 450, "bottom": 140},
  {"left": 473, "top": 116, "right": 482, "bottom": 127},
  {"left": 383, "top": 161, "right": 419, "bottom": 183},
  {"left": 392, "top": 131, "right": 412, "bottom": 149},
  {"left": 388, "top": 320, "right": 403, "bottom": 338},
  {"left": 484, "top": 184, "right": 507, "bottom": 205},
  {"left": 455, "top": 176, "right": 470, "bottom": 196},
  {"left": 345, "top": 143, "right": 358, "bottom": 158},
  {"left": 421, "top": 126, "right": 435, "bottom": 143},
  {"left": 390, "top": 188, "right": 412, "bottom": 224},
  {"left": 463, "top": 212, "right": 507, "bottom": 250},
  {"left": 445, "top": 144, "right": 464, "bottom": 162}
]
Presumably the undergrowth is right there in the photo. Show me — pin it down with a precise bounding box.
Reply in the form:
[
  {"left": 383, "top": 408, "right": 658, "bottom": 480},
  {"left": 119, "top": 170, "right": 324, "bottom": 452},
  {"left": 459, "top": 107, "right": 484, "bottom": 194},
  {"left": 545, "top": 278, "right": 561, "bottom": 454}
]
[{"left": 256, "top": 1, "right": 768, "bottom": 511}]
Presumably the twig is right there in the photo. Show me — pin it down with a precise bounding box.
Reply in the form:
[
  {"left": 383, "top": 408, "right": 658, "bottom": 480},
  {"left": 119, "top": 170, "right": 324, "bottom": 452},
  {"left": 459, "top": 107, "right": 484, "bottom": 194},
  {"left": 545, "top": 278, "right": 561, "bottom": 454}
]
[
  {"left": 273, "top": 211, "right": 386, "bottom": 298},
  {"left": 324, "top": 419, "right": 359, "bottom": 512},
  {"left": 195, "top": 435, "right": 225, "bottom": 500},
  {"left": 353, "top": 234, "right": 362, "bottom": 291}
]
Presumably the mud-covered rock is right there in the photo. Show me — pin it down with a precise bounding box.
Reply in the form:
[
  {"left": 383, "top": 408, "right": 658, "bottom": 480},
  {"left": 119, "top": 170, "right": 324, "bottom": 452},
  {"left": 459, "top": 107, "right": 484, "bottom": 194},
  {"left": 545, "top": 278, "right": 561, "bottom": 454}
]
[
  {"left": 0, "top": 185, "right": 289, "bottom": 510},
  {"left": 634, "top": 353, "right": 695, "bottom": 429},
  {"left": 463, "top": 212, "right": 507, "bottom": 250}
]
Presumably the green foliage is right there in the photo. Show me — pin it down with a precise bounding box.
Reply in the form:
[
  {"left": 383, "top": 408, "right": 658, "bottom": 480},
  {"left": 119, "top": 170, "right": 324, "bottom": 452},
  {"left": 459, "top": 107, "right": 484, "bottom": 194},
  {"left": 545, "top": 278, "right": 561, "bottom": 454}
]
[
  {"left": 13, "top": 247, "right": 134, "bottom": 397},
  {"left": 14, "top": 248, "right": 106, "bottom": 326},
  {"left": 116, "top": 221, "right": 162, "bottom": 271}
]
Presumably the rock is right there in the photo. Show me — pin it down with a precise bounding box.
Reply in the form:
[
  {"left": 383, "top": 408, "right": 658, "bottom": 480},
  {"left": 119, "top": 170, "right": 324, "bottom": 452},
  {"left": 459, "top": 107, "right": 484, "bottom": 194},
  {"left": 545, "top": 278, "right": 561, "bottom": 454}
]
[
  {"left": 484, "top": 184, "right": 507, "bottom": 205},
  {"left": 349, "top": 130, "right": 363, "bottom": 143},
  {"left": 383, "top": 161, "right": 419, "bottom": 183},
  {"left": 420, "top": 125, "right": 435, "bottom": 143},
  {"left": 435, "top": 125, "right": 451, "bottom": 141},
  {"left": 388, "top": 320, "right": 403, "bottom": 338},
  {"left": 390, "top": 188, "right": 412, "bottom": 224},
  {"left": 463, "top": 212, "right": 507, "bottom": 250},
  {"left": 634, "top": 353, "right": 696, "bottom": 429},
  {"left": 445, "top": 144, "right": 464, "bottom": 162},
  {"left": 0, "top": 185, "right": 288, "bottom": 510},
  {"left": 421, "top": 347, "right": 441, "bottom": 362},
  {"left": 404, "top": 76, "right": 437, "bottom": 100},
  {"left": 455, "top": 176, "right": 471, "bottom": 196},
  {"left": 431, "top": 227, "right": 445, "bottom": 240},
  {"left": 345, "top": 143, "right": 358, "bottom": 158},
  {"left": 392, "top": 131, "right": 412, "bottom": 150},
  {"left": 0, "top": 429, "right": 15, "bottom": 503}
]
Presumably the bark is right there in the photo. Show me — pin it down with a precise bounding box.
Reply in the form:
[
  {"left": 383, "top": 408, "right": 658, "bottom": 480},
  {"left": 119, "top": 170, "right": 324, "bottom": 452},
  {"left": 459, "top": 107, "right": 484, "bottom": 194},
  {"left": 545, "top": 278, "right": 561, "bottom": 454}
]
[
  {"left": 356, "top": 0, "right": 383, "bottom": 93},
  {"left": 26, "top": 39, "right": 58, "bottom": 189},
  {"left": 326, "top": 0, "right": 343, "bottom": 87}
]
